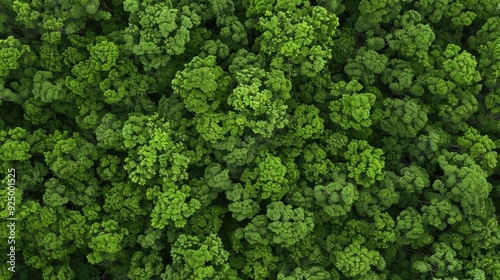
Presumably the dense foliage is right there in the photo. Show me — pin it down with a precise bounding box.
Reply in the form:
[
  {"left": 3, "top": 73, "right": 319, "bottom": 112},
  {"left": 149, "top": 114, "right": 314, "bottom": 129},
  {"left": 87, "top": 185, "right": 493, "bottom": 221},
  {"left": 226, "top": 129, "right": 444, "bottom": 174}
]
[{"left": 1, "top": 0, "right": 500, "bottom": 279}]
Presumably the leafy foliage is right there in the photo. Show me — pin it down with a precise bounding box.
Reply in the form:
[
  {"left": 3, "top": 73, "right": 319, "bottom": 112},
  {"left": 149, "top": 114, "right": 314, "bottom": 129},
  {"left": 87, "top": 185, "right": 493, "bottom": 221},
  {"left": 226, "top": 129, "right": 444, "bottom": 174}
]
[{"left": 1, "top": 0, "right": 500, "bottom": 279}]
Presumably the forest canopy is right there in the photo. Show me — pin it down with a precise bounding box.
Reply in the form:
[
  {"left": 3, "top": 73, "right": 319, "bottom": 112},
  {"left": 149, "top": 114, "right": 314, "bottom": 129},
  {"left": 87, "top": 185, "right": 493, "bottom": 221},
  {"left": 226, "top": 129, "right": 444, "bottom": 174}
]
[{"left": 1, "top": 0, "right": 500, "bottom": 279}]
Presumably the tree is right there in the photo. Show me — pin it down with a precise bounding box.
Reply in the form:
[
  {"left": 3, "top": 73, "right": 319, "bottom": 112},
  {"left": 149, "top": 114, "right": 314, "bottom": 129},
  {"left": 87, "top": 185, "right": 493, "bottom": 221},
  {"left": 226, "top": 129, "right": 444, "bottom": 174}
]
[
  {"left": 148, "top": 183, "right": 201, "bottom": 229},
  {"left": 381, "top": 59, "right": 414, "bottom": 94},
  {"left": 103, "top": 182, "right": 149, "bottom": 222},
  {"left": 314, "top": 179, "right": 359, "bottom": 219},
  {"left": 385, "top": 10, "right": 435, "bottom": 67},
  {"left": 0, "top": 127, "right": 31, "bottom": 163},
  {"left": 344, "top": 48, "right": 389, "bottom": 86},
  {"left": 356, "top": 0, "right": 402, "bottom": 32},
  {"left": 122, "top": 0, "right": 202, "bottom": 70},
  {"left": 163, "top": 234, "right": 234, "bottom": 280},
  {"left": 454, "top": 126, "right": 497, "bottom": 175},
  {"left": 127, "top": 251, "right": 164, "bottom": 280},
  {"left": 228, "top": 66, "right": 291, "bottom": 137},
  {"left": 442, "top": 44, "right": 481, "bottom": 86},
  {"left": 122, "top": 113, "right": 190, "bottom": 185},
  {"left": 0, "top": 36, "right": 32, "bottom": 77},
  {"left": 265, "top": 201, "right": 314, "bottom": 247},
  {"left": 434, "top": 151, "right": 492, "bottom": 217},
  {"left": 256, "top": 5, "right": 339, "bottom": 77},
  {"left": 172, "top": 55, "right": 232, "bottom": 115},
  {"left": 330, "top": 91, "right": 376, "bottom": 131},
  {"left": 87, "top": 219, "right": 129, "bottom": 264},
  {"left": 335, "top": 241, "right": 383, "bottom": 278},
  {"left": 289, "top": 104, "right": 324, "bottom": 143},
  {"left": 396, "top": 207, "right": 434, "bottom": 249},
  {"left": 297, "top": 143, "right": 332, "bottom": 184},
  {"left": 417, "top": 242, "right": 463, "bottom": 278},
  {"left": 421, "top": 193, "right": 463, "bottom": 230},
  {"left": 345, "top": 139, "right": 386, "bottom": 188},
  {"left": 374, "top": 97, "right": 428, "bottom": 138}
]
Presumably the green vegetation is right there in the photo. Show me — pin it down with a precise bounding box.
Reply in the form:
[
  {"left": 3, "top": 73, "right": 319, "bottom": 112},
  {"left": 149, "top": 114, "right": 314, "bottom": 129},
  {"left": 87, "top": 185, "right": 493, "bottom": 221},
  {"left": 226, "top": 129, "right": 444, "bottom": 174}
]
[{"left": 1, "top": 0, "right": 500, "bottom": 279}]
